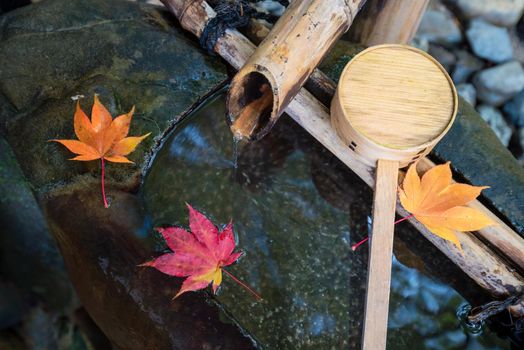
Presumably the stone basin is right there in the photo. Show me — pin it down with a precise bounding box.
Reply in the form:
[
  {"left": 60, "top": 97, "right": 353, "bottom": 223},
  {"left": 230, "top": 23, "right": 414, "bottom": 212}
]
[
  {"left": 139, "top": 92, "right": 512, "bottom": 349},
  {"left": 42, "top": 91, "right": 514, "bottom": 349},
  {"left": 1, "top": 0, "right": 524, "bottom": 348}
]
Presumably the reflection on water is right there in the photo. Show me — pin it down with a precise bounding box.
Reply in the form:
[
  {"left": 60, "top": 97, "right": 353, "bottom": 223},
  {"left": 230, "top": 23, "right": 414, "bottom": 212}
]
[{"left": 143, "top": 93, "right": 510, "bottom": 349}]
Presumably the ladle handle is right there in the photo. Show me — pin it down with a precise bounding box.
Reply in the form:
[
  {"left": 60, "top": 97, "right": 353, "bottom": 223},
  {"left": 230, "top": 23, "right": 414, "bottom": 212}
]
[{"left": 362, "top": 159, "right": 399, "bottom": 350}]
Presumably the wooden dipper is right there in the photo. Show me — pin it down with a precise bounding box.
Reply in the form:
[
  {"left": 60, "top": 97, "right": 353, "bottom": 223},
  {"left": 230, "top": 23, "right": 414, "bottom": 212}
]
[{"left": 331, "top": 44, "right": 458, "bottom": 350}]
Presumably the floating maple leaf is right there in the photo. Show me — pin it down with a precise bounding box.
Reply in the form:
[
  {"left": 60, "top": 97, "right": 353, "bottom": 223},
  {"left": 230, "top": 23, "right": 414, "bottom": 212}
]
[
  {"left": 141, "top": 205, "right": 260, "bottom": 300},
  {"left": 52, "top": 95, "right": 150, "bottom": 207},
  {"left": 398, "top": 162, "right": 494, "bottom": 250}
]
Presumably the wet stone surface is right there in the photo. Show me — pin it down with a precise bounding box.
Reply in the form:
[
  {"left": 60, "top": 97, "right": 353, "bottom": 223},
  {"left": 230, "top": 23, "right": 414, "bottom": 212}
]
[
  {"left": 44, "top": 182, "right": 255, "bottom": 350},
  {"left": 0, "top": 0, "right": 229, "bottom": 347},
  {"left": 0, "top": 136, "right": 74, "bottom": 312},
  {"left": 1, "top": 0, "right": 523, "bottom": 348},
  {"left": 0, "top": 0, "right": 227, "bottom": 192},
  {"left": 143, "top": 93, "right": 511, "bottom": 349}
]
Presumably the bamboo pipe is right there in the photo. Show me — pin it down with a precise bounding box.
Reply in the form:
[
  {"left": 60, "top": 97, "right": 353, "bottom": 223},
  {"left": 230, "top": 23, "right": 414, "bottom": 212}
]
[
  {"left": 159, "top": 0, "right": 524, "bottom": 316},
  {"left": 242, "top": 20, "right": 337, "bottom": 107},
  {"left": 226, "top": 0, "right": 365, "bottom": 140},
  {"left": 347, "top": 0, "right": 429, "bottom": 46}
]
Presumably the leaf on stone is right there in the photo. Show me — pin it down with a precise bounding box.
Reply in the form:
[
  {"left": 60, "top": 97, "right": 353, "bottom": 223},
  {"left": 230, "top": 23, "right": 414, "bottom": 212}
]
[
  {"left": 52, "top": 95, "right": 150, "bottom": 163},
  {"left": 398, "top": 162, "right": 494, "bottom": 251},
  {"left": 51, "top": 95, "right": 150, "bottom": 207},
  {"left": 141, "top": 204, "right": 244, "bottom": 299}
]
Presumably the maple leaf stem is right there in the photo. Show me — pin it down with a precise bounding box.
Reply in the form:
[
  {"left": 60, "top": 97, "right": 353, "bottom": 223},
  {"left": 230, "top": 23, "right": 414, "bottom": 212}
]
[
  {"left": 394, "top": 213, "right": 414, "bottom": 225},
  {"left": 222, "top": 268, "right": 262, "bottom": 301},
  {"left": 351, "top": 214, "right": 415, "bottom": 251},
  {"left": 101, "top": 158, "right": 109, "bottom": 208},
  {"left": 351, "top": 237, "right": 369, "bottom": 251}
]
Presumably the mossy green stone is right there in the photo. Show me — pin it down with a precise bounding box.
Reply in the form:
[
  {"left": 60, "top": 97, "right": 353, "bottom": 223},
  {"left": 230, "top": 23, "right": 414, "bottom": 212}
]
[{"left": 0, "top": 0, "right": 227, "bottom": 192}]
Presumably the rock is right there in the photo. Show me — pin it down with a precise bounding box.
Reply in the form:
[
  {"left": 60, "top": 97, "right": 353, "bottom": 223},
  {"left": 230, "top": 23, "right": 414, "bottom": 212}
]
[
  {"left": 0, "top": 137, "right": 75, "bottom": 312},
  {"left": 44, "top": 184, "right": 257, "bottom": 350},
  {"left": 254, "top": 0, "right": 286, "bottom": 17},
  {"left": 452, "top": 49, "right": 484, "bottom": 84},
  {"left": 0, "top": 0, "right": 228, "bottom": 193},
  {"left": 456, "top": 83, "right": 477, "bottom": 106},
  {"left": 318, "top": 41, "right": 366, "bottom": 83},
  {"left": 519, "top": 128, "right": 524, "bottom": 153},
  {"left": 0, "top": 0, "right": 30, "bottom": 14},
  {"left": 452, "top": 0, "right": 524, "bottom": 27},
  {"left": 503, "top": 90, "right": 524, "bottom": 127},
  {"left": 0, "top": 0, "right": 247, "bottom": 348},
  {"left": 0, "top": 331, "right": 25, "bottom": 350},
  {"left": 509, "top": 27, "right": 524, "bottom": 65},
  {"left": 0, "top": 283, "right": 26, "bottom": 329},
  {"left": 2, "top": 1, "right": 524, "bottom": 349},
  {"left": 17, "top": 306, "right": 97, "bottom": 350},
  {"left": 466, "top": 19, "right": 513, "bottom": 63},
  {"left": 473, "top": 61, "right": 524, "bottom": 106},
  {"left": 409, "top": 36, "right": 430, "bottom": 52},
  {"left": 416, "top": 8, "right": 463, "bottom": 47},
  {"left": 428, "top": 44, "right": 456, "bottom": 71},
  {"left": 21, "top": 308, "right": 60, "bottom": 350},
  {"left": 476, "top": 104, "right": 513, "bottom": 146}
]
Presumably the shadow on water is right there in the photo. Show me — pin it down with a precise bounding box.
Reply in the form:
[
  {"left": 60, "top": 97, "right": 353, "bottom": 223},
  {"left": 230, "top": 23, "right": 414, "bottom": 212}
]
[{"left": 142, "top": 93, "right": 513, "bottom": 349}]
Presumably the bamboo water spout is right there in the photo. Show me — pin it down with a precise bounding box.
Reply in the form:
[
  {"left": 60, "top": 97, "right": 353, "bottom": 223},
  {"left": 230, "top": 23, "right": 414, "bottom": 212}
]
[{"left": 226, "top": 0, "right": 366, "bottom": 140}]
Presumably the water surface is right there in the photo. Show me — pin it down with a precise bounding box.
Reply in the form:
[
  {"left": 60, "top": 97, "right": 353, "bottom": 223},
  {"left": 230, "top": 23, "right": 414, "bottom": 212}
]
[{"left": 143, "top": 93, "right": 510, "bottom": 349}]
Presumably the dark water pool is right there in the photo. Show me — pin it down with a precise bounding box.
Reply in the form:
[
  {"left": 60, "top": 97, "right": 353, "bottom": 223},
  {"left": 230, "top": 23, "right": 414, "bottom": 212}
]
[{"left": 143, "top": 92, "right": 511, "bottom": 349}]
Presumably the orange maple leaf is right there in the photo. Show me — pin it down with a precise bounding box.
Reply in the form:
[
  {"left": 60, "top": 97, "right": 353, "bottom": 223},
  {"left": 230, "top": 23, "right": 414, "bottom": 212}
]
[
  {"left": 52, "top": 95, "right": 150, "bottom": 207},
  {"left": 398, "top": 162, "right": 494, "bottom": 251}
]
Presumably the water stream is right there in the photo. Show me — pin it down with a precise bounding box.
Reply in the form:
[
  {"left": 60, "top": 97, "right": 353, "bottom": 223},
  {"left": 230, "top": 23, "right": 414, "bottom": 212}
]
[{"left": 142, "top": 92, "right": 511, "bottom": 349}]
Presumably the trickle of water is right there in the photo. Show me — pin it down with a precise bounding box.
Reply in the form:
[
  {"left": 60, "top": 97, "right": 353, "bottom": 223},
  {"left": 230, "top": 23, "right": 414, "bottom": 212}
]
[
  {"left": 232, "top": 135, "right": 240, "bottom": 170},
  {"left": 231, "top": 134, "right": 248, "bottom": 182},
  {"left": 232, "top": 135, "right": 240, "bottom": 186}
]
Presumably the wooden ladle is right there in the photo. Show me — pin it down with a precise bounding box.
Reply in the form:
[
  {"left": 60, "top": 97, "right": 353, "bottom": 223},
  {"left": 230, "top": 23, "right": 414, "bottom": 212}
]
[{"left": 331, "top": 44, "right": 458, "bottom": 350}]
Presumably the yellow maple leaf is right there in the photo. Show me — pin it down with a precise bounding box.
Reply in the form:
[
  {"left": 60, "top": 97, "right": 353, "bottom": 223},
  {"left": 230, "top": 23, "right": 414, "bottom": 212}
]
[{"left": 398, "top": 162, "right": 494, "bottom": 251}]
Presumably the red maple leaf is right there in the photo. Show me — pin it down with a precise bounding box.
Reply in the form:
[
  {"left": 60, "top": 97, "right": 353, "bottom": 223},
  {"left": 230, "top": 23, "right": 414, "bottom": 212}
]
[{"left": 141, "top": 204, "right": 260, "bottom": 300}]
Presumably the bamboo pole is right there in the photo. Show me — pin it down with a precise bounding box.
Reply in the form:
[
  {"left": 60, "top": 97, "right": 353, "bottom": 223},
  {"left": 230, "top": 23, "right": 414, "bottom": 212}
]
[
  {"left": 348, "top": 0, "right": 430, "bottom": 46},
  {"left": 226, "top": 0, "right": 365, "bottom": 140},
  {"left": 242, "top": 20, "right": 337, "bottom": 107},
  {"left": 159, "top": 0, "right": 524, "bottom": 315}
]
